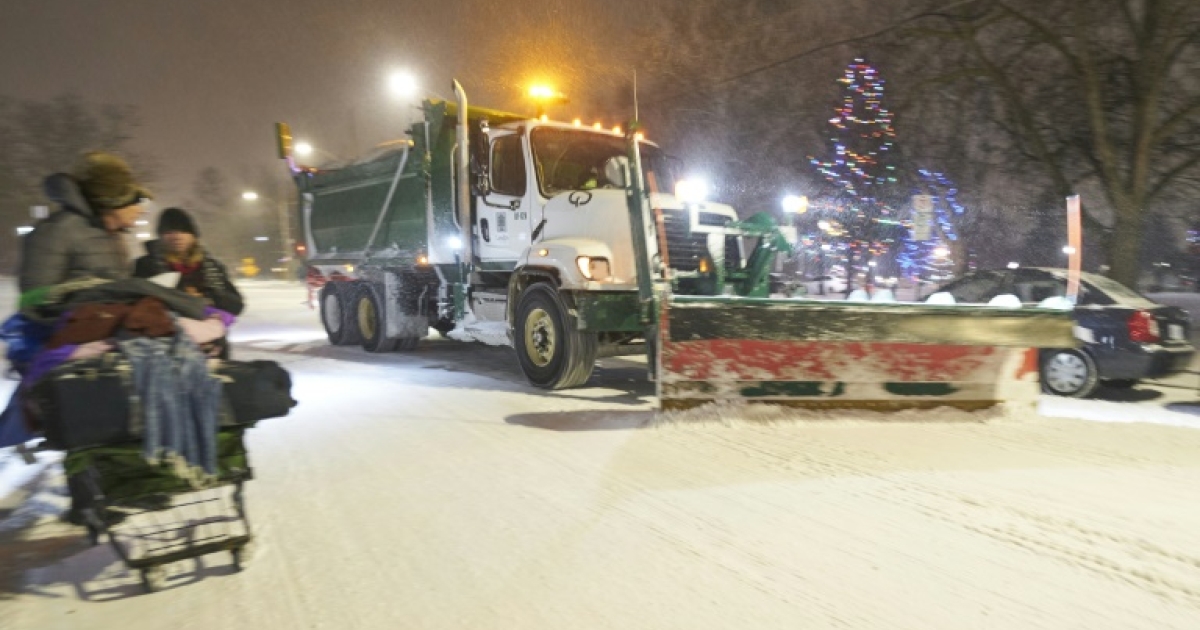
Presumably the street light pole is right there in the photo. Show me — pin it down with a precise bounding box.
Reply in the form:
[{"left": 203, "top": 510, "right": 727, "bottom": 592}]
[{"left": 277, "top": 196, "right": 293, "bottom": 278}]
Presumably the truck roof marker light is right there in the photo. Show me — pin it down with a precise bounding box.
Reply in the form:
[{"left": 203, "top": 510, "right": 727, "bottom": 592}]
[
  {"left": 345, "top": 264, "right": 355, "bottom": 273},
  {"left": 593, "top": 122, "right": 603, "bottom": 130},
  {"left": 417, "top": 254, "right": 429, "bottom": 266},
  {"left": 539, "top": 114, "right": 548, "bottom": 122},
  {"left": 573, "top": 118, "right": 581, "bottom": 127},
  {"left": 634, "top": 132, "right": 645, "bottom": 141},
  {"left": 612, "top": 125, "right": 622, "bottom": 135}
]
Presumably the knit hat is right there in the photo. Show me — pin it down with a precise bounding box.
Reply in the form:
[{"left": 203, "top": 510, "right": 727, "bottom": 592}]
[
  {"left": 157, "top": 207, "right": 199, "bottom": 236},
  {"left": 74, "top": 151, "right": 153, "bottom": 211}
]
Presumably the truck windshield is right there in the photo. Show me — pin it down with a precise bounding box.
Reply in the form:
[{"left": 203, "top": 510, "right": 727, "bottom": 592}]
[{"left": 529, "top": 127, "right": 675, "bottom": 198}]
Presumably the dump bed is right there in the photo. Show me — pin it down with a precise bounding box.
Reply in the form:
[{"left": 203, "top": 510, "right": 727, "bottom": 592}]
[{"left": 297, "top": 101, "right": 525, "bottom": 267}]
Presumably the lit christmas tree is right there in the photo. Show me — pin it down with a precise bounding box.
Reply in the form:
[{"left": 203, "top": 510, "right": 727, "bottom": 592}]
[
  {"left": 808, "top": 58, "right": 904, "bottom": 290},
  {"left": 897, "top": 169, "right": 963, "bottom": 282}
]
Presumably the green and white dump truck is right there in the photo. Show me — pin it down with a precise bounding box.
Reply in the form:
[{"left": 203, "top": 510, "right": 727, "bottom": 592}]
[
  {"left": 282, "top": 81, "right": 1076, "bottom": 409},
  {"left": 284, "top": 82, "right": 786, "bottom": 389}
]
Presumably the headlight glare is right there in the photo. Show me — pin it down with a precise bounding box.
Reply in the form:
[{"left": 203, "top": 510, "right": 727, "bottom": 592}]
[{"left": 576, "top": 256, "right": 612, "bottom": 281}]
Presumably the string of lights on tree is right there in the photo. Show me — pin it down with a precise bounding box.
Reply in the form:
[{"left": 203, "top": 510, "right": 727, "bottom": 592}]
[
  {"left": 896, "top": 169, "right": 963, "bottom": 281},
  {"left": 807, "top": 58, "right": 905, "bottom": 281}
]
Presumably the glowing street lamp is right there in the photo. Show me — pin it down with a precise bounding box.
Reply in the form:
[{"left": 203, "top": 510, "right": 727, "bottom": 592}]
[
  {"left": 528, "top": 84, "right": 568, "bottom": 117},
  {"left": 389, "top": 70, "right": 420, "bottom": 99}
]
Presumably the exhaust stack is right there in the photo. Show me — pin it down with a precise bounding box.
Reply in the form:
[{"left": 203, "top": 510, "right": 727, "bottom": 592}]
[{"left": 453, "top": 79, "right": 472, "bottom": 264}]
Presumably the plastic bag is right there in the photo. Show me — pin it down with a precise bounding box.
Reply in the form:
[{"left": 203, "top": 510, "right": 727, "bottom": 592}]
[{"left": 2, "top": 312, "right": 53, "bottom": 377}]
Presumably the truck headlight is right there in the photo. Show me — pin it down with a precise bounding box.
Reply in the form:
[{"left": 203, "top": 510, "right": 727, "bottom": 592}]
[{"left": 576, "top": 256, "right": 612, "bottom": 281}]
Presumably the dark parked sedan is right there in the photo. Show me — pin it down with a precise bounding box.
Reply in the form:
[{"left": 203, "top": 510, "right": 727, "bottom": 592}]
[{"left": 933, "top": 267, "right": 1194, "bottom": 397}]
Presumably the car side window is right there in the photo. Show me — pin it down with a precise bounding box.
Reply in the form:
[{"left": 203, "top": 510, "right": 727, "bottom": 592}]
[
  {"left": 1013, "top": 272, "right": 1064, "bottom": 304},
  {"left": 1014, "top": 270, "right": 1112, "bottom": 305},
  {"left": 490, "top": 135, "right": 526, "bottom": 197},
  {"left": 941, "top": 272, "right": 1002, "bottom": 303},
  {"left": 1077, "top": 282, "right": 1114, "bottom": 305}
]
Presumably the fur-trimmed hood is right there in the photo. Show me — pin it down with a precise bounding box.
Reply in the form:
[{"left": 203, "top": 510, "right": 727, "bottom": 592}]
[{"left": 43, "top": 173, "right": 102, "bottom": 225}]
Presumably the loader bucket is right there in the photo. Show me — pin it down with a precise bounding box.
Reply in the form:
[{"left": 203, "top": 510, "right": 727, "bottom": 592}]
[{"left": 656, "top": 296, "right": 1076, "bottom": 411}]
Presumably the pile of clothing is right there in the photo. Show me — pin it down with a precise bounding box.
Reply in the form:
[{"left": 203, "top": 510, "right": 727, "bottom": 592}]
[{"left": 3, "top": 277, "right": 294, "bottom": 487}]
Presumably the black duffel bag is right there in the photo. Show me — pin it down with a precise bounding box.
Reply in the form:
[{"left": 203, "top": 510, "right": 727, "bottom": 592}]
[
  {"left": 28, "top": 353, "right": 136, "bottom": 451},
  {"left": 211, "top": 360, "right": 296, "bottom": 425}
]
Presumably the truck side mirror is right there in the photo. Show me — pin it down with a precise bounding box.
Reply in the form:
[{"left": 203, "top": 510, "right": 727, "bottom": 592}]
[
  {"left": 470, "top": 119, "right": 491, "bottom": 195},
  {"left": 603, "top": 156, "right": 629, "bottom": 188}
]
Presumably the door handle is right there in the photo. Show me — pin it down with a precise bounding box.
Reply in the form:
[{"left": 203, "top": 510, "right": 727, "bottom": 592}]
[{"left": 480, "top": 218, "right": 491, "bottom": 242}]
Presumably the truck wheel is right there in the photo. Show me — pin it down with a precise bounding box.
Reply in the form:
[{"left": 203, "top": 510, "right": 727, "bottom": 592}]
[
  {"left": 514, "top": 283, "right": 597, "bottom": 389},
  {"left": 320, "top": 283, "right": 362, "bottom": 346},
  {"left": 434, "top": 319, "right": 456, "bottom": 338},
  {"left": 356, "top": 285, "right": 398, "bottom": 353},
  {"left": 1041, "top": 349, "right": 1099, "bottom": 398}
]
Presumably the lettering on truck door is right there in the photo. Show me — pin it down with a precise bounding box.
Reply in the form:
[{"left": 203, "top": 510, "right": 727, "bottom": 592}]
[{"left": 478, "top": 131, "right": 529, "bottom": 262}]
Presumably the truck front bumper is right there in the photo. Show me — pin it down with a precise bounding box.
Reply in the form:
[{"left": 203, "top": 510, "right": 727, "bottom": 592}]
[{"left": 571, "top": 291, "right": 643, "bottom": 333}]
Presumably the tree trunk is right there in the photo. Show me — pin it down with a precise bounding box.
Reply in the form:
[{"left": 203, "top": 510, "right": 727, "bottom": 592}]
[{"left": 1107, "top": 201, "right": 1144, "bottom": 288}]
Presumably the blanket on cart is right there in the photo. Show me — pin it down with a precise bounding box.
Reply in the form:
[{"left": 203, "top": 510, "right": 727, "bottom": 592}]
[{"left": 64, "top": 428, "right": 250, "bottom": 499}]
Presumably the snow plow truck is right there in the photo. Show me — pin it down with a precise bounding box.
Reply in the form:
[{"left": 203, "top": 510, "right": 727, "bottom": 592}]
[{"left": 280, "top": 80, "right": 1076, "bottom": 410}]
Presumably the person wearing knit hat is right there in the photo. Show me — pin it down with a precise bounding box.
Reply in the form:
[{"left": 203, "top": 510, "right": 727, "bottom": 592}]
[
  {"left": 12, "top": 151, "right": 155, "bottom": 525},
  {"left": 134, "top": 207, "right": 244, "bottom": 320},
  {"left": 19, "top": 151, "right": 153, "bottom": 294}
]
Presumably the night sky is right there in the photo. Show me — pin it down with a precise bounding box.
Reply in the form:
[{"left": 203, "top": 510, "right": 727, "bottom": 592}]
[{"left": 1, "top": 0, "right": 640, "bottom": 203}]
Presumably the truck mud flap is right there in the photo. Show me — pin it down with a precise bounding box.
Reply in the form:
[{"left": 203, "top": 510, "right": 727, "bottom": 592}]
[{"left": 656, "top": 297, "right": 1077, "bottom": 411}]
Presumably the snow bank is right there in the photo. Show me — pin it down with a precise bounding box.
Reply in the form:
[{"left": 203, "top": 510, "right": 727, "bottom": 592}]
[{"left": 656, "top": 400, "right": 1035, "bottom": 427}]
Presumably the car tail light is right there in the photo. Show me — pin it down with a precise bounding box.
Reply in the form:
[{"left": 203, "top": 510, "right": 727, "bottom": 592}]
[{"left": 1128, "top": 310, "right": 1160, "bottom": 343}]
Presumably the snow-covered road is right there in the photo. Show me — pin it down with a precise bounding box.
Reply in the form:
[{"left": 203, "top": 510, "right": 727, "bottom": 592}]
[{"left": 3, "top": 281, "right": 1200, "bottom": 629}]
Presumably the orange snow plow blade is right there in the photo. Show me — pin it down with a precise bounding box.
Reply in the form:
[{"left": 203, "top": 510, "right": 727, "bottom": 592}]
[{"left": 656, "top": 297, "right": 1076, "bottom": 411}]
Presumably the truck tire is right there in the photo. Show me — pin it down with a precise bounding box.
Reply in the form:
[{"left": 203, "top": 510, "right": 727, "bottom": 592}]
[
  {"left": 320, "top": 283, "right": 362, "bottom": 346},
  {"left": 433, "top": 319, "right": 456, "bottom": 338},
  {"left": 514, "top": 283, "right": 597, "bottom": 389},
  {"left": 356, "top": 285, "right": 399, "bottom": 353}
]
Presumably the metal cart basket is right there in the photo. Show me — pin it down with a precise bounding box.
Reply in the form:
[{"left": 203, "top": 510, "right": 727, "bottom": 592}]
[{"left": 65, "top": 428, "right": 254, "bottom": 592}]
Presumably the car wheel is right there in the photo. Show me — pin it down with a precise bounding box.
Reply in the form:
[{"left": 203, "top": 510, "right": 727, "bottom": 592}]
[{"left": 1041, "top": 349, "right": 1100, "bottom": 398}]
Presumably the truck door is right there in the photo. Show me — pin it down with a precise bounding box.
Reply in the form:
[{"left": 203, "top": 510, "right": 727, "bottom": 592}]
[{"left": 477, "top": 130, "right": 530, "bottom": 263}]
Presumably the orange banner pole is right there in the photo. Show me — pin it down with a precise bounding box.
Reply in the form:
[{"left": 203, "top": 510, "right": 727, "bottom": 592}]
[{"left": 1066, "top": 194, "right": 1082, "bottom": 303}]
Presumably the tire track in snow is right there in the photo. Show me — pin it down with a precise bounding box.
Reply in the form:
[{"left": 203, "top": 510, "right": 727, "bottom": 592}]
[
  {"left": 577, "top": 420, "right": 1200, "bottom": 626},
  {"left": 728, "top": 422, "right": 1200, "bottom": 611}
]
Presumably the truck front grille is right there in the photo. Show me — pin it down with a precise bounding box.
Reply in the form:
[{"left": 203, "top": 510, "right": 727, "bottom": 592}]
[{"left": 657, "top": 208, "right": 732, "bottom": 272}]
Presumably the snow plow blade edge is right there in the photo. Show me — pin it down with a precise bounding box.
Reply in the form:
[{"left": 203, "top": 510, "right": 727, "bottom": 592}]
[{"left": 656, "top": 297, "right": 1076, "bottom": 412}]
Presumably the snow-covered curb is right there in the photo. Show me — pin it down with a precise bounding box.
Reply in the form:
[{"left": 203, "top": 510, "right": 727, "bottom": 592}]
[{"left": 1038, "top": 395, "right": 1200, "bottom": 430}]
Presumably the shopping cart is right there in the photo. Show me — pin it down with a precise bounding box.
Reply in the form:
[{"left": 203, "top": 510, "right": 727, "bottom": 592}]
[{"left": 65, "top": 427, "right": 254, "bottom": 592}]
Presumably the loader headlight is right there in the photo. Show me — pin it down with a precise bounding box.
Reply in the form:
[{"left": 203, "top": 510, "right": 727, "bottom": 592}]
[
  {"left": 576, "top": 256, "right": 612, "bottom": 281},
  {"left": 675, "top": 178, "right": 709, "bottom": 204}
]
